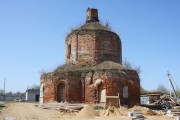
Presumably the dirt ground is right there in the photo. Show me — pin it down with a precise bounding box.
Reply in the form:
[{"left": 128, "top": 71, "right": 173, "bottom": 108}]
[{"left": 0, "top": 102, "right": 176, "bottom": 120}]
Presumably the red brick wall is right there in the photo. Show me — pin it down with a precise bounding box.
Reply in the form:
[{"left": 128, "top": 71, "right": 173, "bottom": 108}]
[
  {"left": 67, "top": 78, "right": 81, "bottom": 102},
  {"left": 41, "top": 73, "right": 82, "bottom": 103},
  {"left": 83, "top": 70, "right": 140, "bottom": 107},
  {"left": 41, "top": 69, "right": 140, "bottom": 107},
  {"left": 77, "top": 33, "right": 96, "bottom": 64},
  {"left": 41, "top": 8, "right": 140, "bottom": 107},
  {"left": 126, "top": 70, "right": 140, "bottom": 107},
  {"left": 65, "top": 30, "right": 122, "bottom": 65},
  {"left": 95, "top": 31, "right": 121, "bottom": 64},
  {"left": 41, "top": 76, "right": 56, "bottom": 103}
]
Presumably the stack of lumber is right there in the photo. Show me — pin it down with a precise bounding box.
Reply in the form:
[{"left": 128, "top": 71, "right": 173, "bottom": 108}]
[
  {"left": 128, "top": 110, "right": 144, "bottom": 120},
  {"left": 59, "top": 104, "right": 84, "bottom": 112},
  {"left": 166, "top": 109, "right": 180, "bottom": 117}
]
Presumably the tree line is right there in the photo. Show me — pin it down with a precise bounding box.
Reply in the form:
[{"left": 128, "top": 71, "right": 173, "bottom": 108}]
[
  {"left": 0, "top": 84, "right": 40, "bottom": 97},
  {"left": 0, "top": 89, "right": 25, "bottom": 97}
]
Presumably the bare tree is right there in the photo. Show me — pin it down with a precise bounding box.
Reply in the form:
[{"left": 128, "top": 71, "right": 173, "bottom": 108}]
[
  {"left": 29, "top": 84, "right": 40, "bottom": 90},
  {"left": 176, "top": 90, "right": 180, "bottom": 97},
  {"left": 122, "top": 58, "right": 141, "bottom": 75},
  {"left": 13, "top": 91, "right": 25, "bottom": 97},
  {"left": 157, "top": 84, "right": 169, "bottom": 94},
  {"left": 140, "top": 85, "right": 148, "bottom": 93},
  {"left": 122, "top": 58, "right": 146, "bottom": 93}
]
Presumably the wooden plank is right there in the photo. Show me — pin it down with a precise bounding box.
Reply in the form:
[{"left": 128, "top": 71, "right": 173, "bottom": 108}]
[
  {"left": 59, "top": 107, "right": 79, "bottom": 112},
  {"left": 170, "top": 109, "right": 180, "bottom": 112},
  {"left": 106, "top": 96, "right": 119, "bottom": 98},
  {"left": 105, "top": 93, "right": 120, "bottom": 108}
]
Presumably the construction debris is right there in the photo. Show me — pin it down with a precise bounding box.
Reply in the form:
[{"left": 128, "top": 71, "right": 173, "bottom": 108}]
[
  {"left": 59, "top": 104, "right": 83, "bottom": 112},
  {"left": 41, "top": 103, "right": 84, "bottom": 112},
  {"left": 166, "top": 109, "right": 180, "bottom": 117},
  {"left": 129, "top": 110, "right": 144, "bottom": 120},
  {"left": 129, "top": 105, "right": 152, "bottom": 115},
  {"left": 155, "top": 95, "right": 180, "bottom": 109},
  {"left": 123, "top": 105, "right": 164, "bottom": 116},
  {"left": 40, "top": 103, "right": 174, "bottom": 119}
]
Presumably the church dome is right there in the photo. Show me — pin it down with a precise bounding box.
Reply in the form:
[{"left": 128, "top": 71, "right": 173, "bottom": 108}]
[{"left": 65, "top": 8, "right": 122, "bottom": 65}]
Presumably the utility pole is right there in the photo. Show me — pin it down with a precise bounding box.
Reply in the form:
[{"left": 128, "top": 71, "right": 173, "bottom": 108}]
[{"left": 4, "top": 78, "right": 6, "bottom": 101}]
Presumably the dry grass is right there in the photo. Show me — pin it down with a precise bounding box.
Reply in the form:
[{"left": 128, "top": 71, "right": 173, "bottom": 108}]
[{"left": 42, "top": 61, "right": 128, "bottom": 77}]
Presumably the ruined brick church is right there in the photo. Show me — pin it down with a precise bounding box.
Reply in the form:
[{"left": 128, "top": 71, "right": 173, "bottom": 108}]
[{"left": 40, "top": 8, "right": 140, "bottom": 107}]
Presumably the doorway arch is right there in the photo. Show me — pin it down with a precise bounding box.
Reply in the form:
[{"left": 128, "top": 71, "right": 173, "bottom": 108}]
[
  {"left": 57, "top": 83, "right": 65, "bottom": 102},
  {"left": 98, "top": 83, "right": 106, "bottom": 103}
]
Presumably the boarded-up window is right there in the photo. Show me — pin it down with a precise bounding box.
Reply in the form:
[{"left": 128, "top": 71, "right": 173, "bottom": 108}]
[{"left": 123, "top": 86, "right": 128, "bottom": 98}]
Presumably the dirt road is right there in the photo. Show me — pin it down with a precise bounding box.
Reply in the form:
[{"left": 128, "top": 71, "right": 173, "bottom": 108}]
[
  {"left": 0, "top": 102, "right": 176, "bottom": 120},
  {"left": 0, "top": 102, "right": 61, "bottom": 120}
]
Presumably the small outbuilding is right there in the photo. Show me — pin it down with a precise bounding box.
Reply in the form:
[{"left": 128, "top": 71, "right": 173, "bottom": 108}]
[
  {"left": 141, "top": 92, "right": 163, "bottom": 104},
  {"left": 26, "top": 89, "right": 40, "bottom": 102}
]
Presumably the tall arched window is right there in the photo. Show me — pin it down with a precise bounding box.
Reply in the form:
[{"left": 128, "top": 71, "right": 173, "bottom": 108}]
[
  {"left": 98, "top": 83, "right": 106, "bottom": 103},
  {"left": 67, "top": 44, "right": 71, "bottom": 59},
  {"left": 57, "top": 84, "right": 65, "bottom": 102}
]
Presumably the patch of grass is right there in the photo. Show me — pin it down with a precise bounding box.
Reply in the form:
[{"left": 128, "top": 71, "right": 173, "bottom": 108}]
[
  {"left": 41, "top": 61, "right": 130, "bottom": 79},
  {"left": 94, "top": 106, "right": 105, "bottom": 110},
  {"left": 34, "top": 104, "right": 39, "bottom": 107}
]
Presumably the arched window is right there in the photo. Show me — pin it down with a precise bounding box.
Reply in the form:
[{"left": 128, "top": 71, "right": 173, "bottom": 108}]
[
  {"left": 67, "top": 44, "right": 71, "bottom": 59},
  {"left": 123, "top": 86, "right": 128, "bottom": 98},
  {"left": 57, "top": 84, "right": 65, "bottom": 102},
  {"left": 98, "top": 84, "right": 106, "bottom": 103}
]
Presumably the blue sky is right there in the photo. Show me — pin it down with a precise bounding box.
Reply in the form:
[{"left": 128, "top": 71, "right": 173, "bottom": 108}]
[{"left": 0, "top": 0, "right": 180, "bottom": 92}]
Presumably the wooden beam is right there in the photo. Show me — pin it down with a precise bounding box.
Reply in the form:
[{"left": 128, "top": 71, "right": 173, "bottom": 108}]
[{"left": 106, "top": 96, "right": 119, "bottom": 98}]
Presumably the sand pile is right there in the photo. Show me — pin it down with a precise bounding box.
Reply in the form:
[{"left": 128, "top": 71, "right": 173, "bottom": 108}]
[
  {"left": 101, "top": 106, "right": 123, "bottom": 117},
  {"left": 118, "top": 106, "right": 129, "bottom": 115},
  {"left": 129, "top": 105, "right": 149, "bottom": 115},
  {"left": 128, "top": 105, "right": 163, "bottom": 116},
  {"left": 75, "top": 105, "right": 98, "bottom": 119}
]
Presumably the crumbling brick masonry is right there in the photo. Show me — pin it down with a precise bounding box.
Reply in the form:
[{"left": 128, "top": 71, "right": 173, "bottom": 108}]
[{"left": 40, "top": 8, "right": 140, "bottom": 107}]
